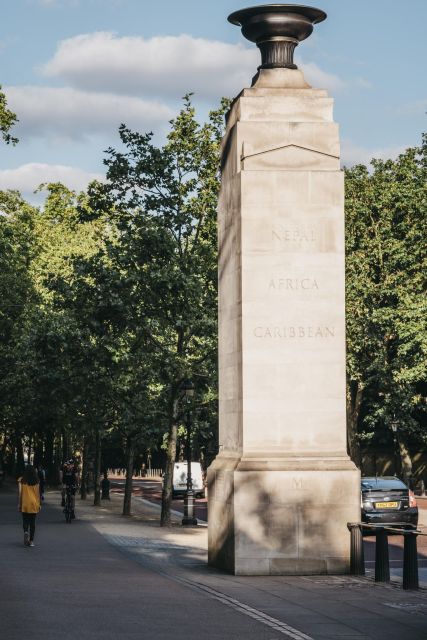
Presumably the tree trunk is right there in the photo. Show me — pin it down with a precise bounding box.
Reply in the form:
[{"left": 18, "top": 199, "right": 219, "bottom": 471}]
[
  {"left": 93, "top": 429, "right": 101, "bottom": 506},
  {"left": 62, "top": 431, "right": 69, "bottom": 463},
  {"left": 27, "top": 435, "right": 33, "bottom": 464},
  {"left": 1, "top": 434, "right": 7, "bottom": 457},
  {"left": 53, "top": 431, "right": 62, "bottom": 485},
  {"left": 161, "top": 394, "right": 179, "bottom": 526},
  {"left": 15, "top": 431, "right": 25, "bottom": 477},
  {"left": 45, "top": 430, "right": 55, "bottom": 485},
  {"left": 33, "top": 436, "right": 44, "bottom": 468},
  {"left": 398, "top": 439, "right": 413, "bottom": 487},
  {"left": 346, "top": 380, "right": 363, "bottom": 469},
  {"left": 123, "top": 436, "right": 135, "bottom": 516},
  {"left": 80, "top": 438, "right": 89, "bottom": 500}
]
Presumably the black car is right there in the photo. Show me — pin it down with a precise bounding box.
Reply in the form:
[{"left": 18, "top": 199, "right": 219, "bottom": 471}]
[{"left": 361, "top": 476, "right": 418, "bottom": 529}]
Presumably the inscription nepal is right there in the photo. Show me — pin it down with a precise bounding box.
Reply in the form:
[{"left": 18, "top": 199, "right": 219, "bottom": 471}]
[
  {"left": 254, "top": 326, "right": 335, "bottom": 338},
  {"left": 272, "top": 225, "right": 316, "bottom": 244},
  {"left": 268, "top": 277, "right": 319, "bottom": 291}
]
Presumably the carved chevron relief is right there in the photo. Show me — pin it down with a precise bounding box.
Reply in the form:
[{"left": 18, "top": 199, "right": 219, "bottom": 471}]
[{"left": 241, "top": 141, "right": 340, "bottom": 171}]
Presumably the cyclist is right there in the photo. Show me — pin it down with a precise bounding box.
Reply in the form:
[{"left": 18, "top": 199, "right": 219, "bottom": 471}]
[{"left": 60, "top": 459, "right": 79, "bottom": 519}]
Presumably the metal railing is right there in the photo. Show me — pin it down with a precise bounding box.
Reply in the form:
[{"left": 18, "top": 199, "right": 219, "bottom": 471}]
[
  {"left": 347, "top": 522, "right": 426, "bottom": 590},
  {"left": 107, "top": 468, "right": 163, "bottom": 478}
]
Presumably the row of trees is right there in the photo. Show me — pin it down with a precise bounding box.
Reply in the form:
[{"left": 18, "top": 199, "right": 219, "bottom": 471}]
[
  {"left": 345, "top": 137, "right": 426, "bottom": 479},
  {"left": 0, "top": 83, "right": 425, "bottom": 521},
  {"left": 0, "top": 94, "right": 225, "bottom": 523}
]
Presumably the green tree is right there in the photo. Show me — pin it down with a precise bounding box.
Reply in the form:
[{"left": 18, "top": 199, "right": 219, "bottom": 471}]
[
  {"left": 0, "top": 190, "right": 42, "bottom": 471},
  {"left": 0, "top": 86, "right": 18, "bottom": 145},
  {"left": 83, "top": 96, "right": 227, "bottom": 525},
  {"left": 33, "top": 183, "right": 112, "bottom": 485},
  {"left": 345, "top": 135, "right": 427, "bottom": 472},
  {"left": 0, "top": 183, "right": 109, "bottom": 482},
  {"left": 37, "top": 183, "right": 160, "bottom": 513},
  {"left": 55, "top": 266, "right": 161, "bottom": 514}
]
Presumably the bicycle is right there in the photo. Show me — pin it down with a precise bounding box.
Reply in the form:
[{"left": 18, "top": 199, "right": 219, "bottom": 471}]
[{"left": 63, "top": 487, "right": 75, "bottom": 523}]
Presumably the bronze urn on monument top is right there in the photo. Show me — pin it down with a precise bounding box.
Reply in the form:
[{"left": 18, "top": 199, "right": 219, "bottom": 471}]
[{"left": 228, "top": 4, "right": 326, "bottom": 88}]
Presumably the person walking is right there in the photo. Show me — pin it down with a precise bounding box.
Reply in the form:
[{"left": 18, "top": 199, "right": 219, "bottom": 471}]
[
  {"left": 18, "top": 465, "right": 41, "bottom": 547},
  {"left": 37, "top": 464, "right": 46, "bottom": 501}
]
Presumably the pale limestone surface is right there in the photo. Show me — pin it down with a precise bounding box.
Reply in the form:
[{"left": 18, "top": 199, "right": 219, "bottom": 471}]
[{"left": 208, "top": 68, "right": 360, "bottom": 575}]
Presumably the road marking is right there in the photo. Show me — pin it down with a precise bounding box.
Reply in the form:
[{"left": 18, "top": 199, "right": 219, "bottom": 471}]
[
  {"left": 173, "top": 576, "right": 315, "bottom": 640},
  {"left": 384, "top": 602, "right": 427, "bottom": 614},
  {"left": 106, "top": 534, "right": 314, "bottom": 639}
]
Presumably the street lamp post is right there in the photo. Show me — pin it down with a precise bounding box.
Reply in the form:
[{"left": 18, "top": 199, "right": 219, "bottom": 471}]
[
  {"left": 391, "top": 420, "right": 400, "bottom": 478},
  {"left": 181, "top": 379, "right": 198, "bottom": 526}
]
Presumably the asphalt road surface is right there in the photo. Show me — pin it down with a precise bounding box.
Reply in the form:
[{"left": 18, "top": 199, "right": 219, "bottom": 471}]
[
  {"left": 0, "top": 487, "right": 287, "bottom": 640},
  {"left": 2, "top": 483, "right": 427, "bottom": 640},
  {"left": 110, "top": 477, "right": 208, "bottom": 522}
]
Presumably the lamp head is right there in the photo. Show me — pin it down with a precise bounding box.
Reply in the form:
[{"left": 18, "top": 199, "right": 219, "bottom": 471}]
[{"left": 180, "top": 378, "right": 195, "bottom": 399}]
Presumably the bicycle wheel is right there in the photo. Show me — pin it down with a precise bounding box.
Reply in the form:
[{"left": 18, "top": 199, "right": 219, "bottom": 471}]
[{"left": 65, "top": 495, "right": 72, "bottom": 523}]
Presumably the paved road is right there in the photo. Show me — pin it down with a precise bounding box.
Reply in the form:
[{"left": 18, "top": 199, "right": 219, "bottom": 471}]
[
  {"left": 3, "top": 483, "right": 427, "bottom": 640},
  {"left": 0, "top": 486, "right": 287, "bottom": 640},
  {"left": 110, "top": 477, "right": 208, "bottom": 522}
]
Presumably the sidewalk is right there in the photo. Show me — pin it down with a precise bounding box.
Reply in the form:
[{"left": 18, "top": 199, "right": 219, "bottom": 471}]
[
  {"left": 1, "top": 484, "right": 427, "bottom": 640},
  {"left": 417, "top": 496, "right": 427, "bottom": 526}
]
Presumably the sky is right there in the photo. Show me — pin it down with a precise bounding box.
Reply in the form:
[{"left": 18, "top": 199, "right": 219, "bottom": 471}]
[{"left": 1, "top": 0, "right": 426, "bottom": 202}]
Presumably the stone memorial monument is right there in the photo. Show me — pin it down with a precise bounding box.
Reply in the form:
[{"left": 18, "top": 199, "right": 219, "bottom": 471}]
[{"left": 208, "top": 4, "right": 360, "bottom": 575}]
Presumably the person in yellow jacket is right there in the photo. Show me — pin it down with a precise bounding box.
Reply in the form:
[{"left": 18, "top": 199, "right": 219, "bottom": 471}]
[{"left": 18, "top": 465, "right": 41, "bottom": 547}]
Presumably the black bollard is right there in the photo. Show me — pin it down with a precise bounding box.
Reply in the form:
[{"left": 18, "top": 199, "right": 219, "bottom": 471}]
[
  {"left": 375, "top": 528, "right": 390, "bottom": 582},
  {"left": 101, "top": 474, "right": 110, "bottom": 500},
  {"left": 348, "top": 523, "right": 365, "bottom": 575},
  {"left": 403, "top": 533, "right": 419, "bottom": 590}
]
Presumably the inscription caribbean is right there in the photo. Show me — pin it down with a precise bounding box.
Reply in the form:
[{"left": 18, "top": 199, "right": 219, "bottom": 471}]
[{"left": 254, "top": 326, "right": 335, "bottom": 339}]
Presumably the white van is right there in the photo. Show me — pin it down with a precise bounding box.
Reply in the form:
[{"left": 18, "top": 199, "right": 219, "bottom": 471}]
[{"left": 172, "top": 462, "right": 205, "bottom": 498}]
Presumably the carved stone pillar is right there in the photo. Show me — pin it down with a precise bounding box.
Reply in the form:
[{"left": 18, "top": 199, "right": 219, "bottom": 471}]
[{"left": 208, "top": 4, "right": 360, "bottom": 575}]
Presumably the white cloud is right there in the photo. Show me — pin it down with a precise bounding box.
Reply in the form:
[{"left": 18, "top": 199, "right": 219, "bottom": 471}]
[
  {"left": 29, "top": 0, "right": 104, "bottom": 7},
  {"left": 0, "top": 163, "right": 103, "bottom": 197},
  {"left": 30, "top": 0, "right": 125, "bottom": 7},
  {"left": 353, "top": 77, "right": 373, "bottom": 89},
  {"left": 29, "top": 0, "right": 79, "bottom": 6},
  {"left": 5, "top": 85, "right": 174, "bottom": 141},
  {"left": 40, "top": 31, "right": 344, "bottom": 99},
  {"left": 298, "top": 60, "right": 345, "bottom": 92},
  {"left": 396, "top": 98, "right": 427, "bottom": 116},
  {"left": 341, "top": 140, "right": 407, "bottom": 167}
]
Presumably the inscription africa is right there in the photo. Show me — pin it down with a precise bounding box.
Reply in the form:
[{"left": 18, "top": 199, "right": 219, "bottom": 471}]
[
  {"left": 254, "top": 326, "right": 335, "bottom": 339},
  {"left": 268, "top": 277, "right": 319, "bottom": 291}
]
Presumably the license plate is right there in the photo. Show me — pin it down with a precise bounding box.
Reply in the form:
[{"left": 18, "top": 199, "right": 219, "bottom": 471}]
[{"left": 375, "top": 502, "right": 398, "bottom": 509}]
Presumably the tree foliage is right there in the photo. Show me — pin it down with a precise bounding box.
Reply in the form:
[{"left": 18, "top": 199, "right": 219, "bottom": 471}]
[
  {"left": 345, "top": 135, "right": 427, "bottom": 469},
  {"left": 79, "top": 95, "right": 228, "bottom": 523},
  {"left": 0, "top": 85, "right": 18, "bottom": 145}
]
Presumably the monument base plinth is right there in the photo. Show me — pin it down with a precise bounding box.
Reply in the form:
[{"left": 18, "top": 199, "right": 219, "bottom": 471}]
[{"left": 208, "top": 454, "right": 360, "bottom": 575}]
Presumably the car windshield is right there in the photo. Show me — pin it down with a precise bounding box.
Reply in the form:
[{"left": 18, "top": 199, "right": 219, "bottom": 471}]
[{"left": 361, "top": 477, "right": 407, "bottom": 491}]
